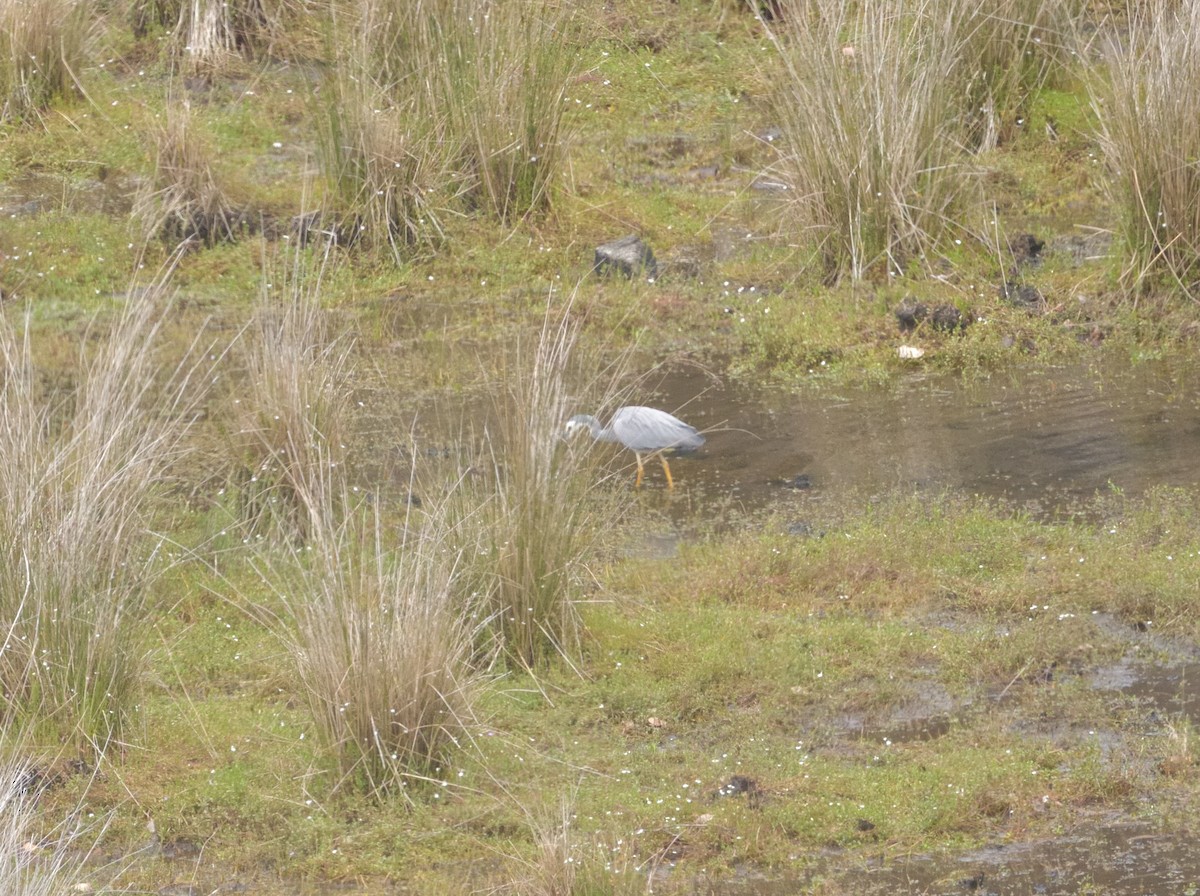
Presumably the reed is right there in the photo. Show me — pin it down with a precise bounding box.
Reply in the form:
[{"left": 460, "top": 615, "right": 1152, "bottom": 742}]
[
  {"left": 1091, "top": 0, "right": 1200, "bottom": 299},
  {"left": 0, "top": 0, "right": 92, "bottom": 123},
  {"left": 0, "top": 283, "right": 202, "bottom": 752},
  {"left": 766, "top": 0, "right": 974, "bottom": 280}
]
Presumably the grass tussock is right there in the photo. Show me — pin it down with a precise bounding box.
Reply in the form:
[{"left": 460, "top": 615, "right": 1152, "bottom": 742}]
[
  {"left": 498, "top": 798, "right": 644, "bottom": 896},
  {"left": 136, "top": 98, "right": 246, "bottom": 247},
  {"left": 766, "top": 0, "right": 977, "bottom": 281},
  {"left": 955, "top": 0, "right": 1083, "bottom": 149},
  {"left": 234, "top": 239, "right": 353, "bottom": 538},
  {"left": 249, "top": 471, "right": 487, "bottom": 798},
  {"left": 0, "top": 746, "right": 105, "bottom": 896},
  {"left": 0, "top": 0, "right": 92, "bottom": 123},
  {"left": 437, "top": 0, "right": 579, "bottom": 222},
  {"left": 318, "top": 0, "right": 578, "bottom": 258},
  {"left": 1091, "top": 0, "right": 1200, "bottom": 299},
  {"left": 463, "top": 301, "right": 625, "bottom": 671},
  {"left": 316, "top": 73, "right": 456, "bottom": 258},
  {"left": 0, "top": 285, "right": 203, "bottom": 752}
]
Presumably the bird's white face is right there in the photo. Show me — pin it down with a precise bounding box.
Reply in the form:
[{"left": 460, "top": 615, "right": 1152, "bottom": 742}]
[{"left": 563, "top": 419, "right": 585, "bottom": 438}]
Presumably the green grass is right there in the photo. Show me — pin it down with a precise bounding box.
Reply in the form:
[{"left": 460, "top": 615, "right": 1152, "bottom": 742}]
[
  {"left": 17, "top": 486, "right": 1198, "bottom": 890},
  {"left": 6, "top": 0, "right": 1200, "bottom": 891}
]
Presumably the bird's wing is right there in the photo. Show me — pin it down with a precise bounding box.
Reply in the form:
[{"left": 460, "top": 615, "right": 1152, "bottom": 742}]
[{"left": 613, "top": 406, "right": 704, "bottom": 451}]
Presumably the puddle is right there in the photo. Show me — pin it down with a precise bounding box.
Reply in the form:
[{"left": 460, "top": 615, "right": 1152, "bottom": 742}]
[
  {"left": 640, "top": 360, "right": 1200, "bottom": 519},
  {"left": 1093, "top": 659, "right": 1200, "bottom": 726},
  {"left": 697, "top": 818, "right": 1200, "bottom": 896},
  {"left": 1, "top": 171, "right": 138, "bottom": 218}
]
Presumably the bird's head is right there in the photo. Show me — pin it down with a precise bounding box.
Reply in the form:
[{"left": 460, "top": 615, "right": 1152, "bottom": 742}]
[{"left": 563, "top": 414, "right": 594, "bottom": 440}]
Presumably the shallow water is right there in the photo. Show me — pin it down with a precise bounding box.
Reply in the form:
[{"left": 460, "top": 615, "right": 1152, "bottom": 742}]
[
  {"left": 644, "top": 360, "right": 1200, "bottom": 517},
  {"left": 698, "top": 818, "right": 1200, "bottom": 896}
]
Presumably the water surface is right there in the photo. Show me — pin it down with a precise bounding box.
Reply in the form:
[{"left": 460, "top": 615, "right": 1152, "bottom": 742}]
[{"left": 647, "top": 360, "right": 1200, "bottom": 517}]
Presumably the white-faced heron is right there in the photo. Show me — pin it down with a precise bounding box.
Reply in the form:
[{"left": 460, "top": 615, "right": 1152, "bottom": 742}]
[{"left": 564, "top": 405, "right": 705, "bottom": 488}]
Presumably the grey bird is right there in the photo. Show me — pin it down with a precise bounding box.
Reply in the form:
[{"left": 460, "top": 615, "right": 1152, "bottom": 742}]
[{"left": 564, "top": 406, "right": 705, "bottom": 489}]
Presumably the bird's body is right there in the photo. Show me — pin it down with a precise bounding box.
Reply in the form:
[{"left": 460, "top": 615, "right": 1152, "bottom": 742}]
[{"left": 564, "top": 406, "right": 704, "bottom": 488}]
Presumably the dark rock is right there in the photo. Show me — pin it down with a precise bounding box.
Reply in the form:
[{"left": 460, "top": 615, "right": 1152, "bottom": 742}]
[
  {"left": 895, "top": 300, "right": 929, "bottom": 332},
  {"left": 959, "top": 872, "right": 986, "bottom": 891},
  {"left": 594, "top": 234, "right": 658, "bottom": 279},
  {"left": 717, "top": 774, "right": 759, "bottom": 797},
  {"left": 930, "top": 304, "right": 970, "bottom": 331},
  {"left": 1008, "top": 232, "right": 1045, "bottom": 266},
  {"left": 998, "top": 282, "right": 1044, "bottom": 310},
  {"left": 896, "top": 301, "right": 970, "bottom": 332},
  {"left": 786, "top": 473, "right": 812, "bottom": 490}
]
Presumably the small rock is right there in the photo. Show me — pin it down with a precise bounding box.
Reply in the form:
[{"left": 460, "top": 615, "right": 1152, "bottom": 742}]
[
  {"left": 998, "top": 282, "right": 1044, "bottom": 310},
  {"left": 898, "top": 345, "right": 925, "bottom": 360},
  {"left": 1008, "top": 232, "right": 1045, "bottom": 266},
  {"left": 594, "top": 234, "right": 658, "bottom": 279},
  {"left": 896, "top": 301, "right": 970, "bottom": 332},
  {"left": 895, "top": 300, "right": 928, "bottom": 331},
  {"left": 931, "top": 304, "right": 969, "bottom": 331}
]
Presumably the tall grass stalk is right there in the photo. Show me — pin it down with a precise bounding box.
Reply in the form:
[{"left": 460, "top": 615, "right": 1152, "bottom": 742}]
[
  {"left": 317, "top": 0, "right": 577, "bottom": 256},
  {"left": 766, "top": 0, "right": 975, "bottom": 280},
  {"left": 136, "top": 97, "right": 243, "bottom": 246},
  {"left": 464, "top": 300, "right": 624, "bottom": 670},
  {"left": 236, "top": 238, "right": 352, "bottom": 538},
  {"left": 1091, "top": 0, "right": 1200, "bottom": 299},
  {"left": 0, "top": 284, "right": 203, "bottom": 752},
  {"left": 315, "top": 70, "right": 456, "bottom": 259},
  {"left": 250, "top": 467, "right": 487, "bottom": 797},
  {"left": 0, "top": 0, "right": 93, "bottom": 123},
  {"left": 954, "top": 0, "right": 1083, "bottom": 149},
  {"left": 0, "top": 746, "right": 107, "bottom": 895}
]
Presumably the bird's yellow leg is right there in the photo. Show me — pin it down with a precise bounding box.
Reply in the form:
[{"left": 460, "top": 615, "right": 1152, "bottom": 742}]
[
  {"left": 660, "top": 454, "right": 675, "bottom": 489},
  {"left": 634, "top": 452, "right": 645, "bottom": 488}
]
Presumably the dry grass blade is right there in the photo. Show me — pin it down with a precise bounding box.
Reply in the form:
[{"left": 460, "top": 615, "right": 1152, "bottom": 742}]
[
  {"left": 0, "top": 272, "right": 207, "bottom": 752},
  {"left": 765, "top": 0, "right": 976, "bottom": 280},
  {"left": 1091, "top": 0, "right": 1200, "bottom": 300},
  {"left": 136, "top": 97, "right": 246, "bottom": 247},
  {"left": 0, "top": 0, "right": 93, "bottom": 124}
]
